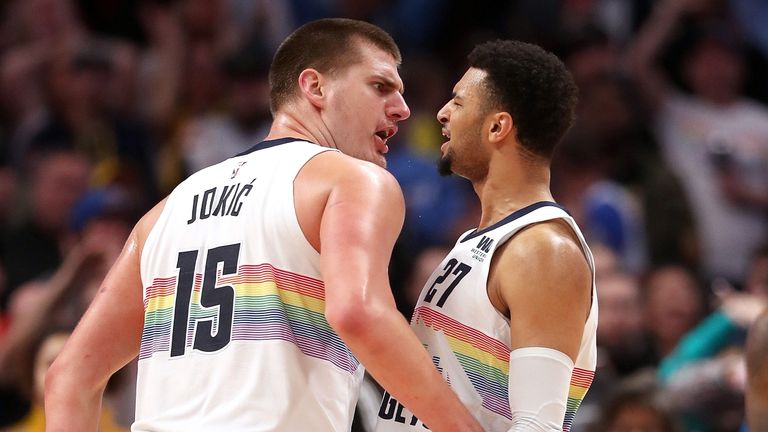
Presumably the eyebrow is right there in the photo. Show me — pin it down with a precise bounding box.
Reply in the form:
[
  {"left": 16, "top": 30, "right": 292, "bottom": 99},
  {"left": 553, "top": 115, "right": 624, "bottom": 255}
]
[{"left": 375, "top": 74, "right": 405, "bottom": 94}]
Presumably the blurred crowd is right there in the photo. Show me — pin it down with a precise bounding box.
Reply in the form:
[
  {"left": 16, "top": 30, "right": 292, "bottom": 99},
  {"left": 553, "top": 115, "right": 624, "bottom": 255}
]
[{"left": 0, "top": 0, "right": 766, "bottom": 431}]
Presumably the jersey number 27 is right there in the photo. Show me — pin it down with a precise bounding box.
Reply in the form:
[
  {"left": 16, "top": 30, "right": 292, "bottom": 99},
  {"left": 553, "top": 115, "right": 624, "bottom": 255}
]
[{"left": 423, "top": 258, "right": 471, "bottom": 307}]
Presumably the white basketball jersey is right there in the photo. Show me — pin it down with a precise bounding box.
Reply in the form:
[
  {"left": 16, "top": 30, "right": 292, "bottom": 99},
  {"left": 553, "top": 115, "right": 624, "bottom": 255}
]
[
  {"left": 375, "top": 202, "right": 597, "bottom": 432},
  {"left": 134, "top": 138, "right": 364, "bottom": 431}
]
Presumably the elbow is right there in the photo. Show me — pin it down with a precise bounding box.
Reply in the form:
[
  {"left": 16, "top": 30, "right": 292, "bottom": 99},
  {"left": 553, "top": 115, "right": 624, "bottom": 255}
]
[
  {"left": 325, "top": 297, "right": 381, "bottom": 342},
  {"left": 44, "top": 356, "right": 102, "bottom": 431},
  {"left": 44, "top": 353, "right": 98, "bottom": 406},
  {"left": 44, "top": 357, "right": 66, "bottom": 406}
]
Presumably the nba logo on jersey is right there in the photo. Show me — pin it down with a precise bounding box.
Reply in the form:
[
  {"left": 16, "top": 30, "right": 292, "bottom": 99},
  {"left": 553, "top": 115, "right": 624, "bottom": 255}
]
[
  {"left": 470, "top": 236, "right": 493, "bottom": 262},
  {"left": 231, "top": 161, "right": 247, "bottom": 179}
]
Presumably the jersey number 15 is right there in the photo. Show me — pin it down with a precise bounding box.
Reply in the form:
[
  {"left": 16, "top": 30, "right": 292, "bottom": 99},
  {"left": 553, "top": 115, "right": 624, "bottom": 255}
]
[{"left": 170, "top": 243, "right": 241, "bottom": 357}]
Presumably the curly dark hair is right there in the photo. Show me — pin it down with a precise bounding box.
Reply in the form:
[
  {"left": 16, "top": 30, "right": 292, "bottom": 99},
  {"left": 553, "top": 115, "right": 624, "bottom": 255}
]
[{"left": 468, "top": 40, "right": 578, "bottom": 160}]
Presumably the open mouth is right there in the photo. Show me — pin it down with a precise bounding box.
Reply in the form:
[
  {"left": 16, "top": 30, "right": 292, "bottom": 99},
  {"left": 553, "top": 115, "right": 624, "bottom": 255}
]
[
  {"left": 375, "top": 126, "right": 397, "bottom": 141},
  {"left": 374, "top": 126, "right": 397, "bottom": 154}
]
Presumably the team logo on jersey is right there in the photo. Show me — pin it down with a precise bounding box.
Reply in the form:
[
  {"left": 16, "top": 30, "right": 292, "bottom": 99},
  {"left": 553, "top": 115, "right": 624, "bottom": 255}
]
[
  {"left": 231, "top": 161, "right": 247, "bottom": 179},
  {"left": 477, "top": 236, "right": 494, "bottom": 253},
  {"left": 470, "top": 235, "right": 493, "bottom": 262}
]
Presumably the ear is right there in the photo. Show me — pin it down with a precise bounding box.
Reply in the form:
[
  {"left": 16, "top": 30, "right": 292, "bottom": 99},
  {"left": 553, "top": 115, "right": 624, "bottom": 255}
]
[
  {"left": 487, "top": 112, "right": 514, "bottom": 145},
  {"left": 298, "top": 69, "right": 325, "bottom": 109}
]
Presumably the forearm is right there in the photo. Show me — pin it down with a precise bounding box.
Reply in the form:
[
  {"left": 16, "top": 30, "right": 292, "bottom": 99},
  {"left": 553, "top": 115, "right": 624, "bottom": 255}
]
[
  {"left": 658, "top": 311, "right": 737, "bottom": 382},
  {"left": 0, "top": 254, "right": 84, "bottom": 380},
  {"left": 318, "top": 166, "right": 478, "bottom": 429},
  {"left": 141, "top": 7, "right": 184, "bottom": 129},
  {"left": 623, "top": 0, "right": 684, "bottom": 107},
  {"left": 507, "top": 421, "right": 560, "bottom": 432},
  {"left": 506, "top": 348, "right": 575, "bottom": 432},
  {"left": 663, "top": 352, "right": 743, "bottom": 414},
  {"left": 632, "top": 2, "right": 684, "bottom": 64},
  {"left": 332, "top": 305, "right": 481, "bottom": 432},
  {"left": 145, "top": 50, "right": 183, "bottom": 128}
]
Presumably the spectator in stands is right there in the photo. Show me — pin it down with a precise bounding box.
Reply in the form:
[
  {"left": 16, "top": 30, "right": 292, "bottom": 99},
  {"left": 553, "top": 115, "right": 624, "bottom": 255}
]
[{"left": 626, "top": 0, "right": 768, "bottom": 285}]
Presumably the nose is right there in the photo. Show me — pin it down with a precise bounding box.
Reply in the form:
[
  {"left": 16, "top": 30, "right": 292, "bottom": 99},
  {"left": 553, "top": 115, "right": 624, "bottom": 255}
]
[
  {"left": 437, "top": 101, "right": 450, "bottom": 125},
  {"left": 387, "top": 92, "right": 411, "bottom": 122}
]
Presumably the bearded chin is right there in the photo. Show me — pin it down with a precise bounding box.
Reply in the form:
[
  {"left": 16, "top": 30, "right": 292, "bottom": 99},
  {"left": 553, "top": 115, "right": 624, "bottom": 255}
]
[{"left": 437, "top": 153, "right": 453, "bottom": 177}]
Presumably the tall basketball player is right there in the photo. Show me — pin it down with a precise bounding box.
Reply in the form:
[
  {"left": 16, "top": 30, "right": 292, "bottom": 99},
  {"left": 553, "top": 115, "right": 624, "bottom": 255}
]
[{"left": 45, "top": 18, "right": 482, "bottom": 432}]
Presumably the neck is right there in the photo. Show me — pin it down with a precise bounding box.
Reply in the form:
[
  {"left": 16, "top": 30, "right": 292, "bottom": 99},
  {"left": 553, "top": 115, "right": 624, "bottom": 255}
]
[
  {"left": 472, "top": 156, "right": 553, "bottom": 230},
  {"left": 265, "top": 104, "right": 337, "bottom": 149}
]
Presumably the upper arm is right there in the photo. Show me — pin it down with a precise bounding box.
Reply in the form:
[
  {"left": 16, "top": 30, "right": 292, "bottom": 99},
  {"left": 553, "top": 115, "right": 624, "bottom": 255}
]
[
  {"left": 491, "top": 221, "right": 592, "bottom": 361},
  {"left": 53, "top": 199, "right": 167, "bottom": 388},
  {"left": 317, "top": 159, "right": 405, "bottom": 319}
]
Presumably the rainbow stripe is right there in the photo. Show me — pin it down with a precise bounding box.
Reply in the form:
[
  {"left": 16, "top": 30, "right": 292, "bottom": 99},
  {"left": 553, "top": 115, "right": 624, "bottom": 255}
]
[
  {"left": 413, "top": 306, "right": 512, "bottom": 419},
  {"left": 413, "top": 306, "right": 594, "bottom": 427},
  {"left": 140, "top": 263, "right": 359, "bottom": 374},
  {"left": 564, "top": 367, "right": 594, "bottom": 432}
]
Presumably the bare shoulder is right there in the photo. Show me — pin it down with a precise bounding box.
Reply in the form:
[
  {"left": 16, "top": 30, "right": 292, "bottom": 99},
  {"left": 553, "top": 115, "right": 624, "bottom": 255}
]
[
  {"left": 501, "top": 219, "right": 589, "bottom": 275},
  {"left": 134, "top": 197, "right": 169, "bottom": 251},
  {"left": 490, "top": 219, "right": 591, "bottom": 316},
  {"left": 295, "top": 151, "right": 404, "bottom": 251},
  {"left": 297, "top": 150, "right": 404, "bottom": 208},
  {"left": 307, "top": 151, "right": 402, "bottom": 191}
]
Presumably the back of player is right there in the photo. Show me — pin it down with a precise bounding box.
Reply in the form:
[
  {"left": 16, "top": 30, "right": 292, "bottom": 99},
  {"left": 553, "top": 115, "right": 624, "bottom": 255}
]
[
  {"left": 134, "top": 138, "right": 361, "bottom": 431},
  {"left": 376, "top": 202, "right": 597, "bottom": 431}
]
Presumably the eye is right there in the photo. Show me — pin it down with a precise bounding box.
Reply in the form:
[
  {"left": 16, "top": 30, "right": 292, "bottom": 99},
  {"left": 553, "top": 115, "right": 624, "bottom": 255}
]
[{"left": 373, "top": 82, "right": 391, "bottom": 94}]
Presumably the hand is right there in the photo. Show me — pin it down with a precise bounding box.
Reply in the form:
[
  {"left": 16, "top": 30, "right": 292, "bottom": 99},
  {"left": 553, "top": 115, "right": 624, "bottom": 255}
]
[
  {"left": 719, "top": 349, "right": 746, "bottom": 392},
  {"left": 713, "top": 278, "right": 768, "bottom": 327}
]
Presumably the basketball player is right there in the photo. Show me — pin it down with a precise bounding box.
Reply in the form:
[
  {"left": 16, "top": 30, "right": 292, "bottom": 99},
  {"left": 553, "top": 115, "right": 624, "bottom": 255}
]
[
  {"left": 44, "top": 19, "right": 482, "bottom": 432},
  {"left": 375, "top": 40, "right": 597, "bottom": 431}
]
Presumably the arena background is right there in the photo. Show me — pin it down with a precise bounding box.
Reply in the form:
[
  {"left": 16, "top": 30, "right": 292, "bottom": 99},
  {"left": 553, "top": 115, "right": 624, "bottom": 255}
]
[{"left": 0, "top": 1, "right": 766, "bottom": 431}]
